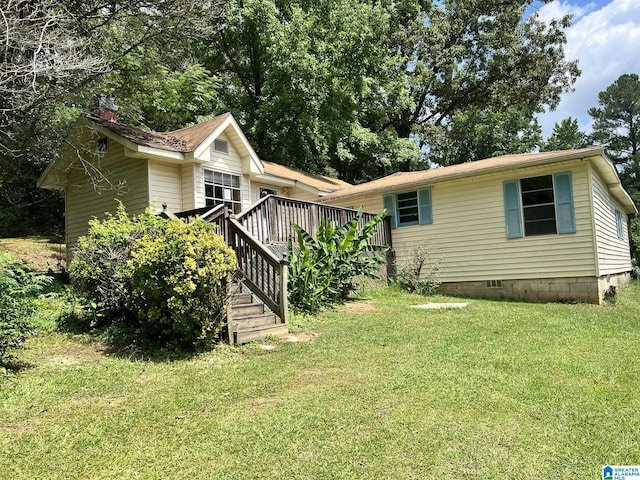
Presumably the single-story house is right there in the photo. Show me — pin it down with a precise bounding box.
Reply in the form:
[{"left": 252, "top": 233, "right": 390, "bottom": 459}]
[
  {"left": 321, "top": 147, "right": 637, "bottom": 304},
  {"left": 38, "top": 107, "right": 350, "bottom": 257},
  {"left": 39, "top": 106, "right": 637, "bottom": 305}
]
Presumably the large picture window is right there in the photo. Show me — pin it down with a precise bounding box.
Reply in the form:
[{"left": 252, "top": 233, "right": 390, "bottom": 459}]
[
  {"left": 503, "top": 172, "right": 575, "bottom": 239},
  {"left": 204, "top": 169, "right": 241, "bottom": 213}
]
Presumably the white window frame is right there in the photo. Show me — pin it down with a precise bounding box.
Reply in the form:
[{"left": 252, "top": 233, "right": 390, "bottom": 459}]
[{"left": 203, "top": 169, "right": 242, "bottom": 213}]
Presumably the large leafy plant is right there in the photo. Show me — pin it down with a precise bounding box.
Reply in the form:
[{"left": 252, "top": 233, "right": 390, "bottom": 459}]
[
  {"left": 288, "top": 209, "right": 388, "bottom": 313},
  {"left": 0, "top": 253, "right": 51, "bottom": 364}
]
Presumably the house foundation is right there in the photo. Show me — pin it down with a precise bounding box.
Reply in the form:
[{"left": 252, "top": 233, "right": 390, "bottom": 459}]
[{"left": 438, "top": 271, "right": 631, "bottom": 304}]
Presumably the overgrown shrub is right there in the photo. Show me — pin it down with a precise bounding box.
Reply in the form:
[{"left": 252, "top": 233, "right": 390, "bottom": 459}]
[
  {"left": 70, "top": 203, "right": 162, "bottom": 323},
  {"left": 288, "top": 210, "right": 387, "bottom": 313},
  {"left": 393, "top": 245, "right": 441, "bottom": 296},
  {"left": 0, "top": 253, "right": 51, "bottom": 364},
  {"left": 70, "top": 205, "right": 236, "bottom": 350},
  {"left": 127, "top": 218, "right": 236, "bottom": 349}
]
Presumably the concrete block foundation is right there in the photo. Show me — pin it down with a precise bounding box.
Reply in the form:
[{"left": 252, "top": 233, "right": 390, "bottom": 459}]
[{"left": 438, "top": 271, "right": 631, "bottom": 304}]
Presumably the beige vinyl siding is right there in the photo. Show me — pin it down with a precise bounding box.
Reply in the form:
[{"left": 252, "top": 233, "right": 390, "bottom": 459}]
[
  {"left": 328, "top": 160, "right": 597, "bottom": 282},
  {"left": 591, "top": 166, "right": 632, "bottom": 275},
  {"left": 148, "top": 161, "right": 182, "bottom": 212},
  {"left": 65, "top": 142, "right": 148, "bottom": 257},
  {"left": 180, "top": 164, "right": 195, "bottom": 210},
  {"left": 194, "top": 132, "right": 251, "bottom": 210}
]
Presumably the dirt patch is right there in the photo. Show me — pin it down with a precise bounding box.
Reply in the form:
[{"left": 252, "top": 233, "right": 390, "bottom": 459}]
[
  {"left": 284, "top": 332, "right": 317, "bottom": 343},
  {"left": 24, "top": 336, "right": 109, "bottom": 370},
  {"left": 344, "top": 300, "right": 376, "bottom": 314},
  {"left": 0, "top": 237, "right": 66, "bottom": 272}
]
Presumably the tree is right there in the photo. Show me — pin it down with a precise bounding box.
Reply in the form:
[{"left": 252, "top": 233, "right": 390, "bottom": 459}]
[
  {"left": 427, "top": 106, "right": 543, "bottom": 166},
  {"left": 200, "top": 0, "right": 579, "bottom": 179},
  {"left": 589, "top": 74, "right": 640, "bottom": 186},
  {"left": 0, "top": 0, "right": 224, "bottom": 236},
  {"left": 543, "top": 117, "right": 588, "bottom": 151},
  {"left": 0, "top": 0, "right": 105, "bottom": 153},
  {"left": 588, "top": 73, "right": 640, "bottom": 269}
]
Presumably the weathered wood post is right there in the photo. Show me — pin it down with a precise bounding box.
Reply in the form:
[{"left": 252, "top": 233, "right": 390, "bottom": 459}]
[
  {"left": 279, "top": 251, "right": 289, "bottom": 325},
  {"left": 226, "top": 214, "right": 238, "bottom": 345},
  {"left": 268, "top": 195, "right": 278, "bottom": 243},
  {"left": 383, "top": 216, "right": 396, "bottom": 280},
  {"left": 309, "top": 202, "right": 319, "bottom": 238}
]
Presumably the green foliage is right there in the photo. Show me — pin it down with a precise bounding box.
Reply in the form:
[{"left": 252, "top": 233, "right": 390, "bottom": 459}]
[
  {"left": 69, "top": 203, "right": 163, "bottom": 322},
  {"left": 426, "top": 106, "right": 543, "bottom": 165},
  {"left": 588, "top": 74, "right": 640, "bottom": 268},
  {"left": 542, "top": 117, "right": 588, "bottom": 152},
  {"left": 69, "top": 204, "right": 236, "bottom": 350},
  {"left": 103, "top": 47, "right": 220, "bottom": 132},
  {"left": 204, "top": 0, "right": 577, "bottom": 180},
  {"left": 288, "top": 209, "right": 387, "bottom": 313},
  {"left": 393, "top": 245, "right": 441, "bottom": 296},
  {"left": 589, "top": 73, "right": 640, "bottom": 177},
  {"left": 0, "top": 253, "right": 51, "bottom": 364},
  {"left": 127, "top": 218, "right": 236, "bottom": 349}
]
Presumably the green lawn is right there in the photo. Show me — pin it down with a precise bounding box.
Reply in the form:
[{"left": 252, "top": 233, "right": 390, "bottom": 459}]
[{"left": 2, "top": 284, "right": 640, "bottom": 479}]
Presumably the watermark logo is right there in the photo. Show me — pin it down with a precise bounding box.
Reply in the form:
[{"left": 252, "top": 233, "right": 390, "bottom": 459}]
[{"left": 603, "top": 466, "right": 640, "bottom": 480}]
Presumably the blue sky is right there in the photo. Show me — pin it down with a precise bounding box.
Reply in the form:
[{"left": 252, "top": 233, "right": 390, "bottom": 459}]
[{"left": 534, "top": 0, "right": 640, "bottom": 138}]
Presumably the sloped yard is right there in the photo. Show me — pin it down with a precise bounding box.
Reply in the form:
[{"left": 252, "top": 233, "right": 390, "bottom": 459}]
[{"left": 1, "top": 284, "right": 639, "bottom": 479}]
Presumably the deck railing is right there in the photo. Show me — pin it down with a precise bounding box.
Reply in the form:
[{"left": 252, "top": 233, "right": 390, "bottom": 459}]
[
  {"left": 228, "top": 218, "right": 288, "bottom": 324},
  {"left": 236, "top": 195, "right": 392, "bottom": 247},
  {"left": 171, "top": 195, "right": 392, "bottom": 332}
]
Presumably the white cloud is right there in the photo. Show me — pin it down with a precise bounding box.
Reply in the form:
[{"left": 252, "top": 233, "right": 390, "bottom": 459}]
[{"left": 536, "top": 0, "right": 640, "bottom": 138}]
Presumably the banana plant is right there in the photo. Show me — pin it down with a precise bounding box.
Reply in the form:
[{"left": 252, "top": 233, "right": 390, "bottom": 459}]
[{"left": 287, "top": 209, "right": 388, "bottom": 313}]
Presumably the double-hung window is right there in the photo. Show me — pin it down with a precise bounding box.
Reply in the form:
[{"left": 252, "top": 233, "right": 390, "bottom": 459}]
[
  {"left": 204, "top": 169, "right": 241, "bottom": 213},
  {"left": 503, "top": 172, "right": 575, "bottom": 238},
  {"left": 383, "top": 187, "right": 432, "bottom": 228}
]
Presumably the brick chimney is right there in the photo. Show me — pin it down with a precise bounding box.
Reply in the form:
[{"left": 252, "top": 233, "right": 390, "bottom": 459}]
[{"left": 90, "top": 95, "right": 118, "bottom": 122}]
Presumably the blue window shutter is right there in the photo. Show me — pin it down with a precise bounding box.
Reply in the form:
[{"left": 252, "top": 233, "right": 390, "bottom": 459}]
[
  {"left": 503, "top": 180, "right": 523, "bottom": 238},
  {"left": 554, "top": 172, "right": 576, "bottom": 234},
  {"left": 418, "top": 187, "right": 433, "bottom": 224},
  {"left": 383, "top": 194, "right": 397, "bottom": 229}
]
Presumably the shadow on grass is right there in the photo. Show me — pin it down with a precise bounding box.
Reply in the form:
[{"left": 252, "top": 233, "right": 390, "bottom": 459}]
[{"left": 56, "top": 310, "right": 224, "bottom": 363}]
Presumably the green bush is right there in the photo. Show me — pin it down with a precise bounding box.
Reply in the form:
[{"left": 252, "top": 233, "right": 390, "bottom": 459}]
[
  {"left": 70, "top": 205, "right": 236, "bottom": 350},
  {"left": 127, "top": 217, "right": 236, "bottom": 349},
  {"left": 393, "top": 245, "right": 441, "bottom": 296},
  {"left": 288, "top": 209, "right": 387, "bottom": 313},
  {"left": 70, "top": 203, "right": 163, "bottom": 324},
  {"left": 0, "top": 253, "right": 51, "bottom": 364}
]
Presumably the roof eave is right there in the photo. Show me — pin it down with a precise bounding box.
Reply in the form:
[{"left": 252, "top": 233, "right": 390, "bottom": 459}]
[
  {"left": 590, "top": 153, "right": 638, "bottom": 214},
  {"left": 322, "top": 148, "right": 606, "bottom": 203},
  {"left": 192, "top": 114, "right": 264, "bottom": 174},
  {"left": 252, "top": 172, "right": 321, "bottom": 195}
]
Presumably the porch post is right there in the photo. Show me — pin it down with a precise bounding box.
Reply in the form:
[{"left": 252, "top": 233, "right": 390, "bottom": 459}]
[{"left": 279, "top": 252, "right": 289, "bottom": 325}]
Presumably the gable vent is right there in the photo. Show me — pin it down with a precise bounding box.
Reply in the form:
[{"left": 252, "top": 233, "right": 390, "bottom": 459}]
[{"left": 214, "top": 139, "right": 229, "bottom": 154}]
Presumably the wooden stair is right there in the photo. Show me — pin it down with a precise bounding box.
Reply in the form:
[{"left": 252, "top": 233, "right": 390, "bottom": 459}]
[{"left": 228, "top": 285, "right": 289, "bottom": 345}]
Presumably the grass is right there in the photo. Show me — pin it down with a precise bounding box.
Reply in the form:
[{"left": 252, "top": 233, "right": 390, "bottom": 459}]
[
  {"left": 1, "top": 284, "right": 640, "bottom": 479},
  {"left": 0, "top": 236, "right": 66, "bottom": 273}
]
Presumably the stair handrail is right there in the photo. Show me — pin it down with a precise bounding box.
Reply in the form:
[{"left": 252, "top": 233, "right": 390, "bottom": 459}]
[{"left": 227, "top": 215, "right": 288, "bottom": 324}]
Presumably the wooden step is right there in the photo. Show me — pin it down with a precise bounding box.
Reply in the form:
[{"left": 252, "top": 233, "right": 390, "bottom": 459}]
[
  {"left": 235, "top": 323, "right": 289, "bottom": 344},
  {"left": 230, "top": 302, "right": 264, "bottom": 316},
  {"left": 230, "top": 292, "right": 252, "bottom": 305},
  {"left": 232, "top": 312, "right": 277, "bottom": 330}
]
